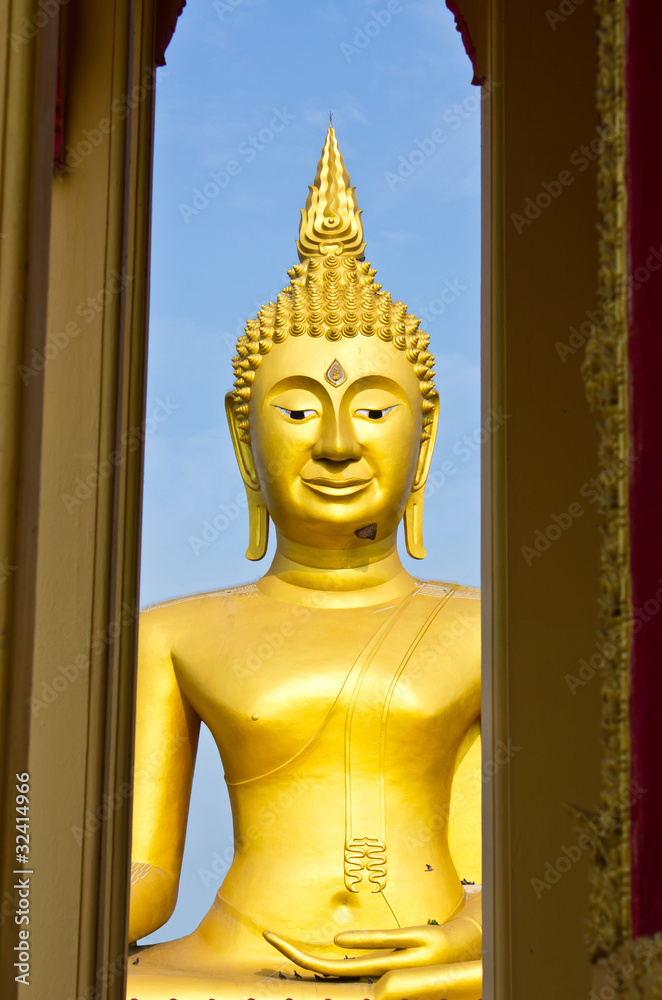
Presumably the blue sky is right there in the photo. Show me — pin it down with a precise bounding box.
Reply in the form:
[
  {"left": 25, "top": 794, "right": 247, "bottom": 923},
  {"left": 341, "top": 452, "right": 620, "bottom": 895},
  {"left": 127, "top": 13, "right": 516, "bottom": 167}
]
[{"left": 139, "top": 0, "right": 480, "bottom": 944}]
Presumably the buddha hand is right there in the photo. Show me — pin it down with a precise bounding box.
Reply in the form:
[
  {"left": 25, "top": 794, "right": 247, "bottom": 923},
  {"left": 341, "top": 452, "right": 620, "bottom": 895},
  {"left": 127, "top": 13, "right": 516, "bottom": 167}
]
[{"left": 263, "top": 889, "right": 482, "bottom": 991}]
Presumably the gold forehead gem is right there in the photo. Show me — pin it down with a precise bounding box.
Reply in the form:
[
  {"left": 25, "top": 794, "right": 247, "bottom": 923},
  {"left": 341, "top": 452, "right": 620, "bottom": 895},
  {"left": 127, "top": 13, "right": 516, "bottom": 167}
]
[{"left": 324, "top": 359, "right": 347, "bottom": 387}]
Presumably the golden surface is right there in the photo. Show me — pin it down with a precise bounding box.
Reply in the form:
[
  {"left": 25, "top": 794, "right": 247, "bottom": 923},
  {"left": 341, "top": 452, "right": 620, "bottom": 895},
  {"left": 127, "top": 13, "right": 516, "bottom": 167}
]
[
  {"left": 127, "top": 129, "right": 482, "bottom": 999},
  {"left": 296, "top": 125, "right": 366, "bottom": 261}
]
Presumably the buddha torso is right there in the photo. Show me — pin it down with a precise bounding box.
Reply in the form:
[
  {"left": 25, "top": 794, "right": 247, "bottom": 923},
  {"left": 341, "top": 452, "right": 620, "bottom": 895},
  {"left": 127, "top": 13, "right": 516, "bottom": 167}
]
[{"left": 132, "top": 579, "right": 480, "bottom": 980}]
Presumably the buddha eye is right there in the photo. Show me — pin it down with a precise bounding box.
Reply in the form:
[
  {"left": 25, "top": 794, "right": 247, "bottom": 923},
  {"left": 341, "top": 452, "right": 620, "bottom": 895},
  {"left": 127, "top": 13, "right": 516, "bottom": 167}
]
[
  {"left": 355, "top": 404, "right": 399, "bottom": 420},
  {"left": 273, "top": 405, "right": 318, "bottom": 421}
]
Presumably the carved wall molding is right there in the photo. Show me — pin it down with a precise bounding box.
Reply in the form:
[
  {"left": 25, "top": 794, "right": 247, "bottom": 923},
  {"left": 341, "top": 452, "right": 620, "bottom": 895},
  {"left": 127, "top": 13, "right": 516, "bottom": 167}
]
[
  {"left": 581, "top": 0, "right": 632, "bottom": 963},
  {"left": 595, "top": 934, "right": 662, "bottom": 998}
]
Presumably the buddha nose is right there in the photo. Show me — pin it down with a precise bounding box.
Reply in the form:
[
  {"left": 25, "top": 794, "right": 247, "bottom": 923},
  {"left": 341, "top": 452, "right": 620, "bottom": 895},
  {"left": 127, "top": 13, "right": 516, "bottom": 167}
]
[{"left": 312, "top": 411, "right": 361, "bottom": 463}]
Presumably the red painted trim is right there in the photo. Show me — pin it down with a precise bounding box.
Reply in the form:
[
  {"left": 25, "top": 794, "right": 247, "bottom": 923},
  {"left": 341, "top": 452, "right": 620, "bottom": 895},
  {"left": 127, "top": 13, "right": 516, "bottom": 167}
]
[
  {"left": 52, "top": 11, "right": 63, "bottom": 169},
  {"left": 445, "top": 1, "right": 485, "bottom": 85},
  {"left": 155, "top": 0, "right": 187, "bottom": 67},
  {"left": 626, "top": 0, "right": 662, "bottom": 939}
]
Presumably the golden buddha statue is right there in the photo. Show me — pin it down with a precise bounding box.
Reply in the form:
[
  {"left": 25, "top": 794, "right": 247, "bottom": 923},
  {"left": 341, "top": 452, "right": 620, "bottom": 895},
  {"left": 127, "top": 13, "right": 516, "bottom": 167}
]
[{"left": 127, "top": 127, "right": 482, "bottom": 1000}]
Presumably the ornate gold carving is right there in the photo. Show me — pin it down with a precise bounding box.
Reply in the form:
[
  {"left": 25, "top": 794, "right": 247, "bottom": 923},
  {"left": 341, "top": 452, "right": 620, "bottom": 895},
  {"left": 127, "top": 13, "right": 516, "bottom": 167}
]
[
  {"left": 297, "top": 126, "right": 366, "bottom": 261},
  {"left": 324, "top": 358, "right": 347, "bottom": 387},
  {"left": 232, "top": 128, "right": 437, "bottom": 446},
  {"left": 594, "top": 934, "right": 662, "bottom": 998},
  {"left": 581, "top": 0, "right": 632, "bottom": 961},
  {"left": 344, "top": 837, "right": 387, "bottom": 893}
]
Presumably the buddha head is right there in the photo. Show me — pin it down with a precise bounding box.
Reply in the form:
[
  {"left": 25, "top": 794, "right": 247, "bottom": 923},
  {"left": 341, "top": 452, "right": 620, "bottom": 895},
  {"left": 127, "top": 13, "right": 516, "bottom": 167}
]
[{"left": 226, "top": 127, "right": 439, "bottom": 561}]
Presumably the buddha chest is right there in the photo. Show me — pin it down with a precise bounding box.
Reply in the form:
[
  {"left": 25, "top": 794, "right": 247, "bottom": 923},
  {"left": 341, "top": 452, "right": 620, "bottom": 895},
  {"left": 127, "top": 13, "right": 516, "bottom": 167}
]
[{"left": 174, "top": 585, "right": 480, "bottom": 788}]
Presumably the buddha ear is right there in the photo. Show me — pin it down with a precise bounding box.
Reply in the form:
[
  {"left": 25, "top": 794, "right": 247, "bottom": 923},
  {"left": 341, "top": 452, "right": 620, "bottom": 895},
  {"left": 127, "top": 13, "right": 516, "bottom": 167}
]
[
  {"left": 405, "top": 394, "right": 439, "bottom": 560},
  {"left": 412, "top": 393, "right": 439, "bottom": 491},
  {"left": 225, "top": 392, "right": 260, "bottom": 488},
  {"left": 225, "top": 392, "right": 269, "bottom": 560}
]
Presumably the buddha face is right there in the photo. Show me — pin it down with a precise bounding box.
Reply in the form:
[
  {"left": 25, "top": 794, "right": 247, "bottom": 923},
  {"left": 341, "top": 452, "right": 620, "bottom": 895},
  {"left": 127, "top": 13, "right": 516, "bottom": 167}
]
[{"left": 229, "top": 334, "right": 437, "bottom": 550}]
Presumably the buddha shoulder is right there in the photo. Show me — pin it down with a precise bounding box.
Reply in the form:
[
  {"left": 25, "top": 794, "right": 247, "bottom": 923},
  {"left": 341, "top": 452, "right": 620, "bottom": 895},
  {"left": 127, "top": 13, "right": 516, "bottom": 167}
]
[
  {"left": 417, "top": 580, "right": 480, "bottom": 603},
  {"left": 415, "top": 579, "right": 481, "bottom": 661},
  {"left": 417, "top": 579, "right": 480, "bottom": 616},
  {"left": 137, "top": 582, "right": 263, "bottom": 654}
]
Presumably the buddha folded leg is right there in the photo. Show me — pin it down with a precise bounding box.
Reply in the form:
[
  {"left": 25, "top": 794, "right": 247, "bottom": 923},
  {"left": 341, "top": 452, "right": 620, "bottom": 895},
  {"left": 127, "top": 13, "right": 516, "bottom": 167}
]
[
  {"left": 127, "top": 895, "right": 482, "bottom": 1000},
  {"left": 126, "top": 968, "right": 376, "bottom": 1000},
  {"left": 127, "top": 963, "right": 481, "bottom": 1000},
  {"left": 375, "top": 960, "right": 482, "bottom": 1000},
  {"left": 127, "top": 894, "right": 382, "bottom": 1000}
]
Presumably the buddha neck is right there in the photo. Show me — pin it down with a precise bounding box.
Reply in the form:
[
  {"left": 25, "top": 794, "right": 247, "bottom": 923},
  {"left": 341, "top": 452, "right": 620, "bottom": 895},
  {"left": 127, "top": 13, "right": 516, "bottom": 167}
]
[{"left": 257, "top": 531, "right": 417, "bottom": 609}]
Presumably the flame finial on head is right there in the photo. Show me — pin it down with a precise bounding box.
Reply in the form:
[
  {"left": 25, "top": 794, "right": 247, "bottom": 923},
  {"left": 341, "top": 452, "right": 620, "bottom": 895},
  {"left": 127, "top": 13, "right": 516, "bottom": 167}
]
[{"left": 297, "top": 127, "right": 366, "bottom": 261}]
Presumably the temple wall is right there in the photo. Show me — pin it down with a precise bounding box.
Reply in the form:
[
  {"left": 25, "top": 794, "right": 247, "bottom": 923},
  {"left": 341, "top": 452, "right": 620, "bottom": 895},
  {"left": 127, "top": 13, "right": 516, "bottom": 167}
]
[
  {"left": 0, "top": 1, "right": 155, "bottom": 997},
  {"left": 481, "top": 1, "right": 603, "bottom": 995}
]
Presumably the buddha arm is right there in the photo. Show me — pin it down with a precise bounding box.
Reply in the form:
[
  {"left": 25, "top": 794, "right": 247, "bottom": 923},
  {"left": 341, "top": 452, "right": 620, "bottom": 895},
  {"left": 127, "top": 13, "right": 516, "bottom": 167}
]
[{"left": 128, "top": 610, "right": 201, "bottom": 943}]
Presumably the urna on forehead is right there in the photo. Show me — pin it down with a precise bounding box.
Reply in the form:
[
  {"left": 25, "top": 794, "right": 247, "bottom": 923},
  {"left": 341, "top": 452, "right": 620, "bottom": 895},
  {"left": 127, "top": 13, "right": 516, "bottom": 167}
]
[{"left": 231, "top": 126, "right": 437, "bottom": 443}]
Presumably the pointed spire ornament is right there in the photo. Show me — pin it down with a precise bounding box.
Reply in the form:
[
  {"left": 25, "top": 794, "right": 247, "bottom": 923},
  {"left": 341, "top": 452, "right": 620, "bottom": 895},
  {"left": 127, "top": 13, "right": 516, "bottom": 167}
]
[{"left": 297, "top": 126, "right": 366, "bottom": 261}]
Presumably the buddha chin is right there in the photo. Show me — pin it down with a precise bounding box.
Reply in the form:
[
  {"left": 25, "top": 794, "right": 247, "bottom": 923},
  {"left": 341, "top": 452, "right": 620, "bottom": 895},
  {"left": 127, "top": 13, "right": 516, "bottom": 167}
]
[{"left": 126, "top": 127, "right": 482, "bottom": 1000}]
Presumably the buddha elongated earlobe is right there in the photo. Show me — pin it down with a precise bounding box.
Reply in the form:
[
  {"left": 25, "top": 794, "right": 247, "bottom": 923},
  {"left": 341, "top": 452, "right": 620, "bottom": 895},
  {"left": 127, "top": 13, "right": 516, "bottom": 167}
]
[
  {"left": 244, "top": 486, "right": 269, "bottom": 560},
  {"left": 405, "top": 399, "right": 437, "bottom": 560},
  {"left": 404, "top": 490, "right": 426, "bottom": 560},
  {"left": 225, "top": 391, "right": 269, "bottom": 561}
]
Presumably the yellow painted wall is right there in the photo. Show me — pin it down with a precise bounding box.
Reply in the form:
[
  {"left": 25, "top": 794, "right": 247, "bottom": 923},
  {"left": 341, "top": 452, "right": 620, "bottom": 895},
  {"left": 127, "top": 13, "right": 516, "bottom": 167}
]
[
  {"left": 1, "top": 1, "right": 155, "bottom": 998},
  {"left": 484, "top": 1, "right": 604, "bottom": 995}
]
